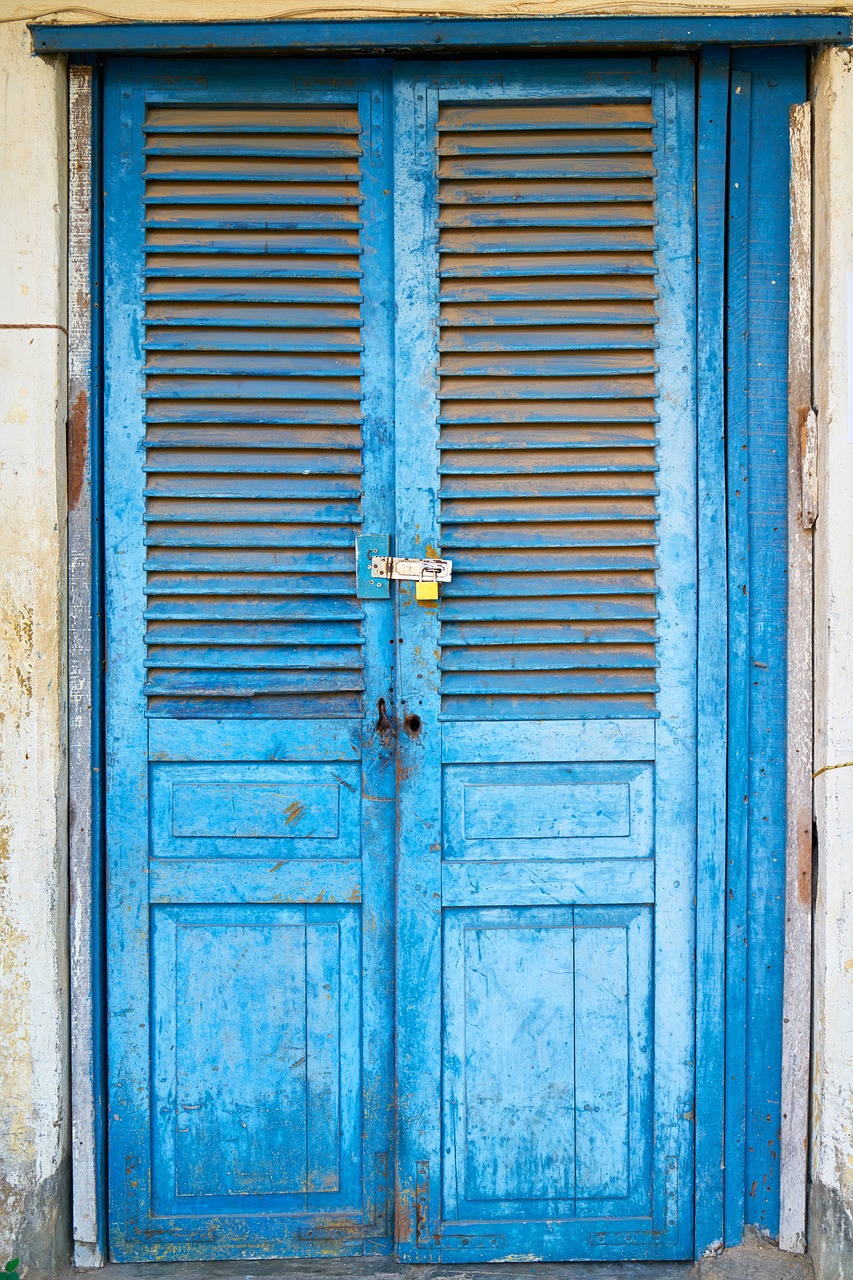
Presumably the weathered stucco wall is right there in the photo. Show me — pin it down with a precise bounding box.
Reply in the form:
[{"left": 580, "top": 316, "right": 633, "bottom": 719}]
[
  {"left": 811, "top": 42, "right": 853, "bottom": 1280},
  {"left": 0, "top": 21, "right": 70, "bottom": 1277},
  {"left": 0, "top": 10, "right": 852, "bottom": 1277},
  {"left": 6, "top": 0, "right": 853, "bottom": 23}
]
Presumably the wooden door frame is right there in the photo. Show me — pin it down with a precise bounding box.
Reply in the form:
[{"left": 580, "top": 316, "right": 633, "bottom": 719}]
[{"left": 63, "top": 37, "right": 816, "bottom": 1266}]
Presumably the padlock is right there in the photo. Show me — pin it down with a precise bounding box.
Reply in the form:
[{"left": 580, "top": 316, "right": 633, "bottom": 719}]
[{"left": 416, "top": 580, "right": 439, "bottom": 601}]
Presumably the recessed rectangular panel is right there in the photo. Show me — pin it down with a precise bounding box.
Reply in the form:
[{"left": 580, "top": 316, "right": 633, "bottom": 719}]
[
  {"left": 464, "top": 780, "right": 630, "bottom": 840},
  {"left": 173, "top": 917, "right": 309, "bottom": 1198},
  {"left": 574, "top": 924, "right": 630, "bottom": 1199},
  {"left": 574, "top": 905, "right": 653, "bottom": 1219},
  {"left": 150, "top": 762, "right": 360, "bottom": 858},
  {"left": 151, "top": 903, "right": 362, "bottom": 1218},
  {"left": 306, "top": 921, "right": 342, "bottom": 1194},
  {"left": 442, "top": 904, "right": 654, "bottom": 1228},
  {"left": 443, "top": 763, "right": 652, "bottom": 860},
  {"left": 172, "top": 781, "right": 340, "bottom": 840},
  {"left": 443, "top": 908, "right": 577, "bottom": 1220}
]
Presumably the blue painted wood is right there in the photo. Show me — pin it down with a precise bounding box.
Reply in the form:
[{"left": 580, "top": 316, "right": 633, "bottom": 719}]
[
  {"left": 724, "top": 67, "right": 753, "bottom": 1251},
  {"left": 33, "top": 15, "right": 853, "bottom": 52},
  {"left": 104, "top": 58, "right": 395, "bottom": 1260},
  {"left": 731, "top": 48, "right": 805, "bottom": 1244},
  {"left": 441, "top": 859, "right": 655, "bottom": 907},
  {"left": 86, "top": 57, "right": 109, "bottom": 1262},
  {"left": 443, "top": 718, "right": 654, "bottom": 762},
  {"left": 574, "top": 907, "right": 652, "bottom": 1210},
  {"left": 394, "top": 58, "right": 698, "bottom": 1264},
  {"left": 694, "top": 45, "right": 730, "bottom": 1260},
  {"left": 351, "top": 67, "right": 397, "bottom": 1250},
  {"left": 104, "top": 58, "right": 152, "bottom": 1263},
  {"left": 646, "top": 58, "right": 697, "bottom": 1263},
  {"left": 148, "top": 858, "right": 362, "bottom": 904},
  {"left": 443, "top": 909, "right": 579, "bottom": 1217}
]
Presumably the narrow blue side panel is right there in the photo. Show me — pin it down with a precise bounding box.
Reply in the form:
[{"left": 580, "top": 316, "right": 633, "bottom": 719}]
[
  {"left": 694, "top": 45, "right": 729, "bottom": 1259},
  {"left": 728, "top": 47, "right": 805, "bottom": 1244},
  {"left": 724, "top": 61, "right": 752, "bottom": 1252}
]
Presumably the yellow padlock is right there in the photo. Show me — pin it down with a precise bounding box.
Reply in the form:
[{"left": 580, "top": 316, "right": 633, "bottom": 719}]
[{"left": 416, "top": 580, "right": 439, "bottom": 601}]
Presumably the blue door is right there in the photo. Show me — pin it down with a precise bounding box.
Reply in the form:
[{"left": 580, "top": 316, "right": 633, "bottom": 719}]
[
  {"left": 104, "top": 55, "right": 698, "bottom": 1262},
  {"left": 104, "top": 58, "right": 396, "bottom": 1259},
  {"left": 392, "top": 59, "right": 697, "bottom": 1262}
]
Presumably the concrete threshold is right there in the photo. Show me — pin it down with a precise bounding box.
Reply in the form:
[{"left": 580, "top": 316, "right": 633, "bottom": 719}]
[
  {"left": 69, "top": 1238, "right": 813, "bottom": 1280},
  {"left": 71, "top": 1263, "right": 691, "bottom": 1280}
]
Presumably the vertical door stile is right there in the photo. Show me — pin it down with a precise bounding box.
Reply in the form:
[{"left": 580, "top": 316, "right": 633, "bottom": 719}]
[
  {"left": 648, "top": 60, "right": 698, "bottom": 1259},
  {"left": 354, "top": 66, "right": 396, "bottom": 1250},
  {"left": 694, "top": 45, "right": 730, "bottom": 1259},
  {"left": 392, "top": 66, "right": 444, "bottom": 1261},
  {"left": 104, "top": 66, "right": 150, "bottom": 1252},
  {"left": 724, "top": 65, "right": 753, "bottom": 1250}
]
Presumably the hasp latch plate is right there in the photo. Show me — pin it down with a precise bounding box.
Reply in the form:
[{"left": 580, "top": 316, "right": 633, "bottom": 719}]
[
  {"left": 370, "top": 556, "right": 452, "bottom": 601},
  {"left": 370, "top": 556, "right": 452, "bottom": 584}
]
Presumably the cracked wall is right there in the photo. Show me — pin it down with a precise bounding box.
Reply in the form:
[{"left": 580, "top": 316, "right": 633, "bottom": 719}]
[
  {"left": 1, "top": 11, "right": 853, "bottom": 1278},
  {"left": 812, "top": 43, "right": 853, "bottom": 1280},
  {"left": 0, "top": 22, "right": 70, "bottom": 1277}
]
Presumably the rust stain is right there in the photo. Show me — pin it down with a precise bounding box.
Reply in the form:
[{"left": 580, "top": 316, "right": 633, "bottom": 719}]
[
  {"left": 68, "top": 387, "right": 89, "bottom": 512},
  {"left": 797, "top": 806, "right": 813, "bottom": 905},
  {"left": 395, "top": 1186, "right": 413, "bottom": 1245},
  {"left": 284, "top": 800, "right": 305, "bottom": 826}
]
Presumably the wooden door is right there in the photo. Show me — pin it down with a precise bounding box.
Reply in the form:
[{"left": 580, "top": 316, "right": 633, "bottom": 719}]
[
  {"left": 393, "top": 58, "right": 698, "bottom": 1262},
  {"left": 104, "top": 58, "right": 396, "bottom": 1260}
]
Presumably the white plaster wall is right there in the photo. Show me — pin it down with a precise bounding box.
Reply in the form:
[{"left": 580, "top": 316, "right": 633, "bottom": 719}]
[
  {"left": 0, "top": 12, "right": 851, "bottom": 1277},
  {"left": 0, "top": 21, "right": 70, "bottom": 1276},
  {"left": 811, "top": 43, "right": 853, "bottom": 1280}
]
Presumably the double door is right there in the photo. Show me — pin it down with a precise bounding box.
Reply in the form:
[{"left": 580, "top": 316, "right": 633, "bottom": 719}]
[{"left": 104, "top": 54, "right": 698, "bottom": 1262}]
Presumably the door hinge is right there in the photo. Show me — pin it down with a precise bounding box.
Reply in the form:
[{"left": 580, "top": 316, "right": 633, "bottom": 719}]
[{"left": 800, "top": 405, "right": 818, "bottom": 529}]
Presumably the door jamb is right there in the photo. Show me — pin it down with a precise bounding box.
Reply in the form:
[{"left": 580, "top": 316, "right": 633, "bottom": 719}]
[{"left": 64, "top": 40, "right": 813, "bottom": 1266}]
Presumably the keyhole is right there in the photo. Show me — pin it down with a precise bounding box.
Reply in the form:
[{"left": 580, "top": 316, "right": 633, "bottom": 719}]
[{"left": 405, "top": 713, "right": 422, "bottom": 736}]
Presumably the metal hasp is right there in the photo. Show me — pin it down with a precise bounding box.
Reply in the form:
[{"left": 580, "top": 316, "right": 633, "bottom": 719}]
[
  {"left": 356, "top": 534, "right": 391, "bottom": 599},
  {"left": 370, "top": 556, "right": 452, "bottom": 601},
  {"left": 370, "top": 556, "right": 452, "bottom": 583}
]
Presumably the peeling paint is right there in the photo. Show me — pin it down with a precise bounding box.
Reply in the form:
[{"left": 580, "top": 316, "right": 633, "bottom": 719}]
[
  {"left": 0, "top": 20, "right": 70, "bottom": 1271},
  {"left": 812, "top": 43, "right": 853, "bottom": 1280},
  {"left": 66, "top": 388, "right": 88, "bottom": 512}
]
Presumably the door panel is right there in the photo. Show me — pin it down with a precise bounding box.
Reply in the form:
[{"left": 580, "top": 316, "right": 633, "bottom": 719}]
[
  {"left": 394, "top": 59, "right": 696, "bottom": 1262},
  {"left": 150, "top": 904, "right": 361, "bottom": 1211},
  {"left": 442, "top": 906, "right": 652, "bottom": 1220},
  {"left": 104, "top": 58, "right": 395, "bottom": 1260}
]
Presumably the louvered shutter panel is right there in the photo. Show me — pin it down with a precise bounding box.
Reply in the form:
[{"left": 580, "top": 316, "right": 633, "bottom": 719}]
[
  {"left": 436, "top": 99, "right": 659, "bottom": 719},
  {"left": 142, "top": 102, "right": 366, "bottom": 718}
]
